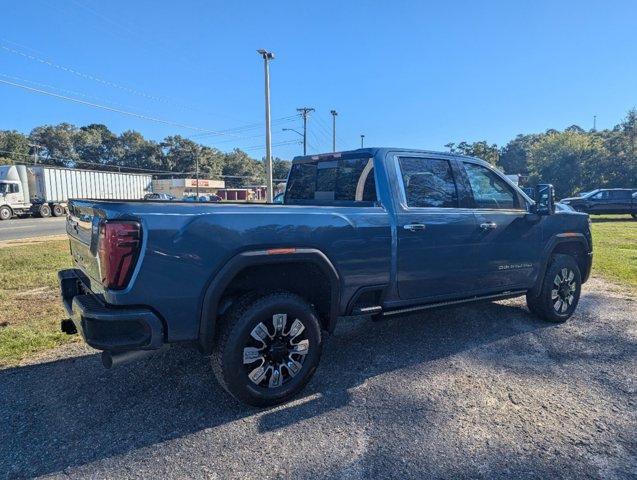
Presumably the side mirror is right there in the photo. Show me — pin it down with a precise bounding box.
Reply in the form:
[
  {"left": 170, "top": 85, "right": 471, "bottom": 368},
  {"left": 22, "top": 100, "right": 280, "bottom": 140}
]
[{"left": 534, "top": 184, "right": 555, "bottom": 215}]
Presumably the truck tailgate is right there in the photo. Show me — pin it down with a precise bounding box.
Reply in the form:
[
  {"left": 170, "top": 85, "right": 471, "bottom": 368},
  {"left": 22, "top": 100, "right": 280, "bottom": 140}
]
[{"left": 66, "top": 201, "right": 103, "bottom": 285}]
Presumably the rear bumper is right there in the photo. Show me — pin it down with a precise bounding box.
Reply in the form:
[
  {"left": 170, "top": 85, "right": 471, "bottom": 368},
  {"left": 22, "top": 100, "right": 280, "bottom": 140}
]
[{"left": 58, "top": 269, "right": 164, "bottom": 351}]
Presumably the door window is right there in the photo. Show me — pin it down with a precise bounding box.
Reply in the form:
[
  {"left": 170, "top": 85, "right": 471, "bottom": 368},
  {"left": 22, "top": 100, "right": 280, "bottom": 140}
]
[
  {"left": 398, "top": 157, "right": 458, "bottom": 208},
  {"left": 591, "top": 191, "right": 609, "bottom": 200},
  {"left": 610, "top": 190, "right": 631, "bottom": 200},
  {"left": 463, "top": 163, "right": 519, "bottom": 210}
]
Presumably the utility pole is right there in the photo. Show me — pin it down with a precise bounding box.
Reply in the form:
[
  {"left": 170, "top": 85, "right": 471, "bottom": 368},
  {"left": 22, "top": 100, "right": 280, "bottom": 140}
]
[
  {"left": 593, "top": 115, "right": 597, "bottom": 131},
  {"left": 258, "top": 49, "right": 275, "bottom": 202},
  {"left": 360, "top": 134, "right": 365, "bottom": 148},
  {"left": 297, "top": 107, "right": 315, "bottom": 155},
  {"left": 195, "top": 149, "right": 200, "bottom": 197},
  {"left": 330, "top": 110, "right": 338, "bottom": 152},
  {"left": 29, "top": 144, "right": 40, "bottom": 164}
]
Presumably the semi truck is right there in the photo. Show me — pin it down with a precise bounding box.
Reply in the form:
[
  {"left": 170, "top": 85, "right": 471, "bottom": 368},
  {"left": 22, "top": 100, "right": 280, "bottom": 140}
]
[{"left": 0, "top": 164, "right": 152, "bottom": 220}]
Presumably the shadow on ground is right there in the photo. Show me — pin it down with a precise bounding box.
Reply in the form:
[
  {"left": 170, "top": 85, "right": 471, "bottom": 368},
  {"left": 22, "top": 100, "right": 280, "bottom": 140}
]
[{"left": 1, "top": 290, "right": 634, "bottom": 478}]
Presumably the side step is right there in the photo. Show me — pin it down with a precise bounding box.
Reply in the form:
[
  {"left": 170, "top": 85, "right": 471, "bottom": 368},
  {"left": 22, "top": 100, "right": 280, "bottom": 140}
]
[
  {"left": 382, "top": 290, "right": 527, "bottom": 317},
  {"left": 351, "top": 305, "right": 383, "bottom": 316},
  {"left": 352, "top": 290, "right": 527, "bottom": 318}
]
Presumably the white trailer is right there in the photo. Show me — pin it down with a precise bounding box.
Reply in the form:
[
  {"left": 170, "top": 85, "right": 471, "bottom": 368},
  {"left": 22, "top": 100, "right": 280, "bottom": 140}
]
[{"left": 0, "top": 165, "right": 152, "bottom": 220}]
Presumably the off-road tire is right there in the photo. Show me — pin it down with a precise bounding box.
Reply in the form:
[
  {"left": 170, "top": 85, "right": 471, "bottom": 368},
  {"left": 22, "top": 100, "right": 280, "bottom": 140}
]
[
  {"left": 526, "top": 254, "right": 581, "bottom": 323},
  {"left": 211, "top": 291, "right": 323, "bottom": 407}
]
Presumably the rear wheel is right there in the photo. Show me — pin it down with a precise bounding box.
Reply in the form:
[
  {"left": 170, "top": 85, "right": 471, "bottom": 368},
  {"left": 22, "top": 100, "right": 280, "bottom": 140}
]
[
  {"left": 52, "top": 204, "right": 65, "bottom": 217},
  {"left": 211, "top": 292, "right": 323, "bottom": 407},
  {"left": 527, "top": 254, "right": 581, "bottom": 323},
  {"left": 0, "top": 206, "right": 12, "bottom": 221},
  {"left": 38, "top": 204, "right": 51, "bottom": 218}
]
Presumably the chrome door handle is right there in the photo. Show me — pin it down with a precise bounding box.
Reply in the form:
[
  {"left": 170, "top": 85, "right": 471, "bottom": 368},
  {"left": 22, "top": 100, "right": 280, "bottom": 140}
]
[
  {"left": 403, "top": 223, "right": 426, "bottom": 232},
  {"left": 480, "top": 221, "right": 497, "bottom": 230}
]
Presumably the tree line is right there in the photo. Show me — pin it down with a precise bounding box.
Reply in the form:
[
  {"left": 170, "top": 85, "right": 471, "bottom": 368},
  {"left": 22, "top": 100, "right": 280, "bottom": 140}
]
[
  {"left": 0, "top": 123, "right": 292, "bottom": 188},
  {"left": 446, "top": 109, "right": 636, "bottom": 197},
  {"left": 1, "top": 109, "right": 635, "bottom": 196}
]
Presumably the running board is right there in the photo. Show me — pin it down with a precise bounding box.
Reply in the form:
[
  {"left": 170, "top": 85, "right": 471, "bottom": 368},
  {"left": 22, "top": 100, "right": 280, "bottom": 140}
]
[
  {"left": 381, "top": 290, "right": 527, "bottom": 317},
  {"left": 352, "top": 305, "right": 383, "bottom": 316}
]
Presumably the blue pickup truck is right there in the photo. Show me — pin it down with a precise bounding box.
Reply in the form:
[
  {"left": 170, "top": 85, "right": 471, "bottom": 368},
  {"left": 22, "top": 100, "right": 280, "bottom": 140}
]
[{"left": 59, "top": 148, "right": 593, "bottom": 406}]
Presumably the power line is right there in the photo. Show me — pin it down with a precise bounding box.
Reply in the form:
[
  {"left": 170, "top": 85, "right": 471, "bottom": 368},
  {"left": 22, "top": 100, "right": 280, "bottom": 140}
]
[
  {"left": 0, "top": 77, "right": 249, "bottom": 138},
  {"left": 0, "top": 149, "right": 290, "bottom": 181},
  {"left": 0, "top": 72, "right": 154, "bottom": 115},
  {"left": 0, "top": 40, "right": 255, "bottom": 126}
]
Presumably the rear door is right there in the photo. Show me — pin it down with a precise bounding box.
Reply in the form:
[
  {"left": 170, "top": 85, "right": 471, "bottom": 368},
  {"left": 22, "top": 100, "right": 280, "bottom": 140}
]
[
  {"left": 394, "top": 155, "right": 479, "bottom": 300},
  {"left": 608, "top": 190, "right": 632, "bottom": 213},
  {"left": 460, "top": 161, "right": 540, "bottom": 290}
]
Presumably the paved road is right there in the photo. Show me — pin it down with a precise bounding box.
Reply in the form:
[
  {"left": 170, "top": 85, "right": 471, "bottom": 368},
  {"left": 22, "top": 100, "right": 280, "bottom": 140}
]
[
  {"left": 1, "top": 277, "right": 635, "bottom": 479},
  {"left": 0, "top": 217, "right": 66, "bottom": 242}
]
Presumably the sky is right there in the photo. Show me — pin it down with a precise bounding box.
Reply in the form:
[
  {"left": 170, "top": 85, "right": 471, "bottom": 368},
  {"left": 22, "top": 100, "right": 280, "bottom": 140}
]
[{"left": 1, "top": 0, "right": 636, "bottom": 160}]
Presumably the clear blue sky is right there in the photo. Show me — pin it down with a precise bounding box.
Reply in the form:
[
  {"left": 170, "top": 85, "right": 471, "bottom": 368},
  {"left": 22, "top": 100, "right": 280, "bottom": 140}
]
[{"left": 1, "top": 0, "right": 635, "bottom": 160}]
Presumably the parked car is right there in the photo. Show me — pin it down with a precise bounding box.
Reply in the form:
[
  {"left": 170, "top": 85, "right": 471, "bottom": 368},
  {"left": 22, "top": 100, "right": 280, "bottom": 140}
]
[
  {"left": 182, "top": 194, "right": 221, "bottom": 202},
  {"left": 555, "top": 202, "right": 575, "bottom": 213},
  {"left": 59, "top": 148, "right": 593, "bottom": 406},
  {"left": 560, "top": 188, "right": 636, "bottom": 218},
  {"left": 144, "top": 193, "right": 175, "bottom": 201}
]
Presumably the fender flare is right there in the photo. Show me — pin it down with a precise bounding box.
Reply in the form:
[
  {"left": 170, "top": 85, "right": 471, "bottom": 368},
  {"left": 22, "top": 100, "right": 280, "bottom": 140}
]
[
  {"left": 198, "top": 248, "right": 340, "bottom": 353},
  {"left": 531, "top": 233, "right": 591, "bottom": 296}
]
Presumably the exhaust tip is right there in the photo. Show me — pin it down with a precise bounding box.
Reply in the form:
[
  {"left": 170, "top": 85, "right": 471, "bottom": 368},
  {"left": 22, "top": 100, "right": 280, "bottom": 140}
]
[{"left": 101, "top": 349, "right": 157, "bottom": 369}]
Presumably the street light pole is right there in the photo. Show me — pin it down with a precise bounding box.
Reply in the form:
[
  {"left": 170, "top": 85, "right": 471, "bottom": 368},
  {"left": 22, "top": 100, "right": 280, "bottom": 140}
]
[
  {"left": 258, "top": 49, "right": 275, "bottom": 202},
  {"left": 330, "top": 110, "right": 338, "bottom": 152},
  {"left": 360, "top": 134, "right": 365, "bottom": 148}
]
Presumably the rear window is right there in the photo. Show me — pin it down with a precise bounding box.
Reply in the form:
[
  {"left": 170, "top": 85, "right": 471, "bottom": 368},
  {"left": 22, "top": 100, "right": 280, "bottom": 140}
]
[{"left": 285, "top": 157, "right": 377, "bottom": 205}]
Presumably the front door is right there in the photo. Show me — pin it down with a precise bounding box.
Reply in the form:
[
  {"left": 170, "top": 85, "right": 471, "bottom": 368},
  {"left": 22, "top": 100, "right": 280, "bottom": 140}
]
[
  {"left": 395, "top": 156, "right": 480, "bottom": 300},
  {"left": 460, "top": 161, "right": 540, "bottom": 290}
]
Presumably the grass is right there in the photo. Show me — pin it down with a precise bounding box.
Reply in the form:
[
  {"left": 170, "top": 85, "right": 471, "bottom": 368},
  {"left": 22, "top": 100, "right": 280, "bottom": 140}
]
[
  {"left": 0, "top": 239, "right": 76, "bottom": 367},
  {"left": 589, "top": 215, "right": 637, "bottom": 290},
  {"left": 0, "top": 215, "right": 634, "bottom": 367}
]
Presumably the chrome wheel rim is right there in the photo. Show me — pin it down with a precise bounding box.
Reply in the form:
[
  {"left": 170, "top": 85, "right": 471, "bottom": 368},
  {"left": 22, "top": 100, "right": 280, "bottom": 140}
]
[
  {"left": 552, "top": 268, "right": 577, "bottom": 313},
  {"left": 243, "top": 314, "right": 310, "bottom": 388}
]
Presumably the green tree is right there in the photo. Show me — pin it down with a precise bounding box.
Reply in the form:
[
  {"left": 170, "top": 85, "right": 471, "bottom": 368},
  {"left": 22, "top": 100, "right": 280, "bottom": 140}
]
[
  {"left": 0, "top": 130, "right": 30, "bottom": 164},
  {"left": 222, "top": 149, "right": 264, "bottom": 187},
  {"left": 528, "top": 131, "right": 607, "bottom": 197},
  {"left": 115, "top": 130, "right": 163, "bottom": 172},
  {"left": 446, "top": 140, "right": 499, "bottom": 165},
  {"left": 499, "top": 134, "right": 541, "bottom": 174},
  {"left": 74, "top": 124, "right": 118, "bottom": 168},
  {"left": 29, "top": 123, "right": 78, "bottom": 166},
  {"left": 272, "top": 157, "right": 292, "bottom": 182}
]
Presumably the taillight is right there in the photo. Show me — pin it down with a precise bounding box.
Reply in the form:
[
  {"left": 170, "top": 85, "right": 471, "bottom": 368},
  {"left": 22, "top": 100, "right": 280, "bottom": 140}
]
[{"left": 98, "top": 221, "right": 141, "bottom": 289}]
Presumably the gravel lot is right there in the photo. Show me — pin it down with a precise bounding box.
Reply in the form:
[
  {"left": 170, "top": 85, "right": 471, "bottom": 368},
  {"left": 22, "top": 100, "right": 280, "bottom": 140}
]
[{"left": 1, "top": 277, "right": 635, "bottom": 479}]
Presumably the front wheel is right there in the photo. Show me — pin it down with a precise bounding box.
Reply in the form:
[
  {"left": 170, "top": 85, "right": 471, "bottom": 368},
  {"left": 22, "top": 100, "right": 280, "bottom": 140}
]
[
  {"left": 0, "top": 206, "right": 12, "bottom": 221},
  {"left": 527, "top": 254, "right": 582, "bottom": 323},
  {"left": 211, "top": 292, "right": 323, "bottom": 407}
]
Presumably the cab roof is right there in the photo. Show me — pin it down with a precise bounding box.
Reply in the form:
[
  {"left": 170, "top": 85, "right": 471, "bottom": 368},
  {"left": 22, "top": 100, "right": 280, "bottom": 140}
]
[{"left": 291, "top": 147, "right": 488, "bottom": 166}]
